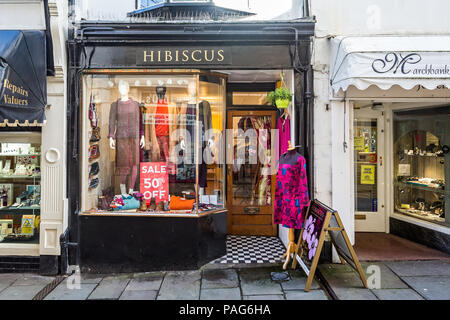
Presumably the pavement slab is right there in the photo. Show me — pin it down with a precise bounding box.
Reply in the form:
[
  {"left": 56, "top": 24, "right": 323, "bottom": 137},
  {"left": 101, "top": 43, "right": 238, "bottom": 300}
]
[
  {"left": 119, "top": 290, "right": 158, "bottom": 300},
  {"left": 239, "top": 268, "right": 283, "bottom": 296},
  {"left": 157, "top": 270, "right": 201, "bottom": 300},
  {"left": 282, "top": 270, "right": 320, "bottom": 291},
  {"left": 0, "top": 274, "right": 20, "bottom": 293},
  {"left": 285, "top": 290, "right": 329, "bottom": 300},
  {"left": 202, "top": 269, "right": 239, "bottom": 289},
  {"left": 12, "top": 274, "right": 54, "bottom": 286},
  {"left": 385, "top": 260, "right": 450, "bottom": 277},
  {"left": 88, "top": 274, "right": 131, "bottom": 300},
  {"left": 360, "top": 262, "right": 409, "bottom": 289},
  {"left": 79, "top": 273, "right": 107, "bottom": 284},
  {"left": 44, "top": 281, "right": 97, "bottom": 300},
  {"left": 0, "top": 284, "right": 45, "bottom": 300},
  {"left": 125, "top": 272, "right": 164, "bottom": 291},
  {"left": 372, "top": 288, "right": 424, "bottom": 300},
  {"left": 243, "top": 294, "right": 285, "bottom": 300},
  {"left": 401, "top": 276, "right": 450, "bottom": 300},
  {"left": 333, "top": 288, "right": 378, "bottom": 300},
  {"left": 200, "top": 288, "right": 241, "bottom": 300}
]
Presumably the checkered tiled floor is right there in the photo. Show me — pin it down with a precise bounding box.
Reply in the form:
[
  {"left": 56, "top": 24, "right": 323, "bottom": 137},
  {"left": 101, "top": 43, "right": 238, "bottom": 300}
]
[{"left": 212, "top": 235, "right": 286, "bottom": 264}]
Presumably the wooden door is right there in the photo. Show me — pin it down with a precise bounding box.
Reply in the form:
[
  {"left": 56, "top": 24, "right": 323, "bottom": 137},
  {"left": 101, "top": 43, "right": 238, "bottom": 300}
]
[{"left": 226, "top": 110, "right": 277, "bottom": 236}]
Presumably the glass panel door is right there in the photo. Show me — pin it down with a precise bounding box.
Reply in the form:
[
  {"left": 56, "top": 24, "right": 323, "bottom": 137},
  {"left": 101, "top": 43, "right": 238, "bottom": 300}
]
[
  {"left": 354, "top": 109, "right": 385, "bottom": 232},
  {"left": 226, "top": 110, "right": 277, "bottom": 236}
]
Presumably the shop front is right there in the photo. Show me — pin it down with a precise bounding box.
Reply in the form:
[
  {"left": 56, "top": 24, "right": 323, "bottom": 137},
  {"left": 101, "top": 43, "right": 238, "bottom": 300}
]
[
  {"left": 330, "top": 36, "right": 450, "bottom": 254},
  {"left": 67, "top": 21, "right": 315, "bottom": 273}
]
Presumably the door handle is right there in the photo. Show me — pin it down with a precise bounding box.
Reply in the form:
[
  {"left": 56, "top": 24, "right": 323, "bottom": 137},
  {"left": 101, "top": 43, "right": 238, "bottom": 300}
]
[
  {"left": 380, "top": 156, "right": 383, "bottom": 166},
  {"left": 244, "top": 207, "right": 260, "bottom": 215}
]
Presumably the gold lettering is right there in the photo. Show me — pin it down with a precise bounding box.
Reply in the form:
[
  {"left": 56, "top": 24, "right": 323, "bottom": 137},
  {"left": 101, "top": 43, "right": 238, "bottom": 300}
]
[
  {"left": 165, "top": 50, "right": 173, "bottom": 62},
  {"left": 205, "top": 50, "right": 214, "bottom": 62},
  {"left": 192, "top": 50, "right": 202, "bottom": 62},
  {"left": 175, "top": 50, "right": 179, "bottom": 62},
  {"left": 143, "top": 50, "right": 154, "bottom": 63},
  {"left": 157, "top": 50, "right": 161, "bottom": 62},
  {"left": 182, "top": 50, "right": 189, "bottom": 62},
  {"left": 217, "top": 49, "right": 225, "bottom": 62}
]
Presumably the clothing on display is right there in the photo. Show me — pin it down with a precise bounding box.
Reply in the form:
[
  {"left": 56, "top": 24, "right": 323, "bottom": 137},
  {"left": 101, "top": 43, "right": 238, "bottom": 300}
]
[
  {"left": 277, "top": 112, "right": 291, "bottom": 157},
  {"left": 274, "top": 149, "right": 309, "bottom": 229}
]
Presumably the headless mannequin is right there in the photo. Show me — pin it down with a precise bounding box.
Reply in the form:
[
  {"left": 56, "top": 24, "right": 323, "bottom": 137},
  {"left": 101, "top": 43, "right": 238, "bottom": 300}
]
[{"left": 109, "top": 80, "right": 145, "bottom": 194}]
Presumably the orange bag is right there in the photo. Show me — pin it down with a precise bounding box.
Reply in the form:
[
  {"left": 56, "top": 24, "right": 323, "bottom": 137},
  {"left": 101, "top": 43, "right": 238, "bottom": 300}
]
[{"left": 169, "top": 196, "right": 195, "bottom": 210}]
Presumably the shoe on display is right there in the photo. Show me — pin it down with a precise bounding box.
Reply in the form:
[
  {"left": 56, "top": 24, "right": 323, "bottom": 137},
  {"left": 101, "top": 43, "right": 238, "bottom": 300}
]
[
  {"left": 88, "top": 102, "right": 98, "bottom": 128},
  {"left": 88, "top": 177, "right": 99, "bottom": 189},
  {"left": 90, "top": 127, "right": 101, "bottom": 143},
  {"left": 88, "top": 144, "right": 100, "bottom": 160},
  {"left": 156, "top": 201, "right": 165, "bottom": 211},
  {"left": 149, "top": 198, "right": 156, "bottom": 210},
  {"left": 88, "top": 162, "right": 99, "bottom": 177}
]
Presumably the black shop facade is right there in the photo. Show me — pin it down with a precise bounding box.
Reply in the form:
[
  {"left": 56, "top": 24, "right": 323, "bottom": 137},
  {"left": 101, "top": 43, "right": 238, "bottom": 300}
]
[{"left": 65, "top": 21, "right": 315, "bottom": 273}]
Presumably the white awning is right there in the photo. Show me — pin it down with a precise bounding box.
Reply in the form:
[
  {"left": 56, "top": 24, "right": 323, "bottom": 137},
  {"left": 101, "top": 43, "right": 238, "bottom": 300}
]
[{"left": 330, "top": 36, "right": 450, "bottom": 92}]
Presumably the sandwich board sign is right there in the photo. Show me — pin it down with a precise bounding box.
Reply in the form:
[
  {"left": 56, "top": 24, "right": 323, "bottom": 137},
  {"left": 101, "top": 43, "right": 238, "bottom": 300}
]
[{"left": 292, "top": 200, "right": 367, "bottom": 292}]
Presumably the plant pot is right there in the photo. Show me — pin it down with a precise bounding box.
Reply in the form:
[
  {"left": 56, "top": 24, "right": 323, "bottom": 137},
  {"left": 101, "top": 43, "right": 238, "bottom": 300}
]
[{"left": 275, "top": 99, "right": 290, "bottom": 109}]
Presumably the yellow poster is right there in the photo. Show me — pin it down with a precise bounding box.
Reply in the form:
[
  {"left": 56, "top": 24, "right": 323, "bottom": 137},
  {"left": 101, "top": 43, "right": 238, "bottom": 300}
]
[
  {"left": 21, "top": 215, "right": 35, "bottom": 235},
  {"left": 361, "top": 165, "right": 375, "bottom": 185},
  {"left": 354, "top": 136, "right": 364, "bottom": 151}
]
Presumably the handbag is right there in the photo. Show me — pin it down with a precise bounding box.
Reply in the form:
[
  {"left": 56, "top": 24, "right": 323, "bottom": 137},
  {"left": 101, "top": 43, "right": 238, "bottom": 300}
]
[{"left": 169, "top": 196, "right": 195, "bottom": 210}]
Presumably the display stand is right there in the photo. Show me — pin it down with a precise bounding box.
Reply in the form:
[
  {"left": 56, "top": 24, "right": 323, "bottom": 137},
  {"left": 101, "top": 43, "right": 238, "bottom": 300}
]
[{"left": 292, "top": 200, "right": 368, "bottom": 292}]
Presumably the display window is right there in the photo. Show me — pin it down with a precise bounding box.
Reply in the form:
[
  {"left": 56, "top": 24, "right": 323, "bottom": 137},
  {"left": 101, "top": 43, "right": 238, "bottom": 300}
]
[
  {"left": 393, "top": 106, "right": 449, "bottom": 226},
  {"left": 0, "top": 131, "right": 41, "bottom": 243},
  {"left": 82, "top": 71, "right": 226, "bottom": 215}
]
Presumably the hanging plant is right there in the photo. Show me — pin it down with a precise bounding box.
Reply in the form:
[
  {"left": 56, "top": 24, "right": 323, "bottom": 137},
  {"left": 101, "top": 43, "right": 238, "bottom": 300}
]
[{"left": 268, "top": 87, "right": 292, "bottom": 109}]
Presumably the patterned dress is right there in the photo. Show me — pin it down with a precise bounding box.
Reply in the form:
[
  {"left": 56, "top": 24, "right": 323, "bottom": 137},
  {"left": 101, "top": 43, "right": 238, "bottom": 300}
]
[{"left": 274, "top": 150, "right": 309, "bottom": 229}]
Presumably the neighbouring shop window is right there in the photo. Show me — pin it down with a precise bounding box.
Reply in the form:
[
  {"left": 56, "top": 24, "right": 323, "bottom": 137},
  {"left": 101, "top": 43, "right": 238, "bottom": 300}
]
[
  {"left": 393, "top": 106, "right": 449, "bottom": 227},
  {"left": 0, "top": 132, "right": 41, "bottom": 243},
  {"left": 82, "top": 72, "right": 225, "bottom": 215}
]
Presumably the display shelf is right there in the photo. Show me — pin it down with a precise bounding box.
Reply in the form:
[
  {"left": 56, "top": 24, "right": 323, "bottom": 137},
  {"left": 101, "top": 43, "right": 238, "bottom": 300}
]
[
  {"left": 0, "top": 175, "right": 41, "bottom": 179},
  {"left": 0, "top": 154, "right": 41, "bottom": 157},
  {"left": 0, "top": 208, "right": 40, "bottom": 215},
  {"left": 395, "top": 181, "right": 446, "bottom": 195}
]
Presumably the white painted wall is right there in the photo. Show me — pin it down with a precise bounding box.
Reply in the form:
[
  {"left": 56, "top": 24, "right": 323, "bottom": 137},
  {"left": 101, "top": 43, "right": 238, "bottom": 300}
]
[{"left": 0, "top": 0, "right": 45, "bottom": 30}]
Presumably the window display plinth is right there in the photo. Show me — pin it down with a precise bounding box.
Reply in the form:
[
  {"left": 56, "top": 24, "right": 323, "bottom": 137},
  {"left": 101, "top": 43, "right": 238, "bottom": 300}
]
[{"left": 79, "top": 210, "right": 227, "bottom": 273}]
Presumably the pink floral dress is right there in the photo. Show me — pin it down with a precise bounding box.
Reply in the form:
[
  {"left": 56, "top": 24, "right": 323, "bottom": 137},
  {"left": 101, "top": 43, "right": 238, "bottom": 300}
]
[{"left": 274, "top": 150, "right": 309, "bottom": 229}]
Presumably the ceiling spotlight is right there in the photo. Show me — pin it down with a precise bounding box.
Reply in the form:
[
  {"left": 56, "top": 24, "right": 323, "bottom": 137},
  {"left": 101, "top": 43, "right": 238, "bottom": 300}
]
[
  {"left": 177, "top": 80, "right": 183, "bottom": 85},
  {"left": 166, "top": 78, "right": 173, "bottom": 85},
  {"left": 158, "top": 80, "right": 164, "bottom": 86},
  {"left": 107, "top": 80, "right": 114, "bottom": 88},
  {"left": 135, "top": 80, "right": 140, "bottom": 86},
  {"left": 146, "top": 80, "right": 152, "bottom": 86}
]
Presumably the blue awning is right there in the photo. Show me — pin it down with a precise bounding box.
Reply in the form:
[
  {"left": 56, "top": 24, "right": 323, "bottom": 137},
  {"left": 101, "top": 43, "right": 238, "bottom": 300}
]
[{"left": 0, "top": 30, "right": 47, "bottom": 126}]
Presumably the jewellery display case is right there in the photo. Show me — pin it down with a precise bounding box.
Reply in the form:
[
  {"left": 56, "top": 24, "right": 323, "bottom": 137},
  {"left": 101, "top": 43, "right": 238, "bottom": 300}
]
[
  {"left": 0, "top": 132, "right": 41, "bottom": 243},
  {"left": 394, "top": 107, "right": 449, "bottom": 226}
]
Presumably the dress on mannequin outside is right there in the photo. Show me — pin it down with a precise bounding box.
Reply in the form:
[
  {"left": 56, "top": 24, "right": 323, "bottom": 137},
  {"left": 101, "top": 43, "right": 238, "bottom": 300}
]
[{"left": 274, "top": 149, "right": 309, "bottom": 229}]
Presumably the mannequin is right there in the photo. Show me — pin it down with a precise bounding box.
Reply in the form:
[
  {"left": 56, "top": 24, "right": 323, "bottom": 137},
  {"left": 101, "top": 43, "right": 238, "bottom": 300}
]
[{"left": 108, "top": 80, "right": 145, "bottom": 194}]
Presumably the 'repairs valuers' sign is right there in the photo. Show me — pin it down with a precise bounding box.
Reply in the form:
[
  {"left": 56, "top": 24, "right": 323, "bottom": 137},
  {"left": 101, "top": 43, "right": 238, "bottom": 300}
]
[
  {"left": 1, "top": 78, "right": 29, "bottom": 106},
  {"left": 136, "top": 47, "right": 232, "bottom": 66}
]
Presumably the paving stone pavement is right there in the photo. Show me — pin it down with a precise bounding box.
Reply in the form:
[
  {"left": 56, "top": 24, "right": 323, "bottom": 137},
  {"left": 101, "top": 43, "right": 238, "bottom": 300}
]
[
  {"left": 318, "top": 260, "right": 450, "bottom": 300},
  {"left": 0, "top": 260, "right": 448, "bottom": 300}
]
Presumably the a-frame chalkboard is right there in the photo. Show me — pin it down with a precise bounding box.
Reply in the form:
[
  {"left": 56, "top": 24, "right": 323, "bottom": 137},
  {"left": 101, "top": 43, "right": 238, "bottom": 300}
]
[{"left": 292, "top": 200, "right": 368, "bottom": 292}]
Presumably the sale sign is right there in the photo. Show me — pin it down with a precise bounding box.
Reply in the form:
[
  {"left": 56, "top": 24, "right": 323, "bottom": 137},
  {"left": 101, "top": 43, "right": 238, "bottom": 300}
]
[{"left": 140, "top": 162, "right": 169, "bottom": 204}]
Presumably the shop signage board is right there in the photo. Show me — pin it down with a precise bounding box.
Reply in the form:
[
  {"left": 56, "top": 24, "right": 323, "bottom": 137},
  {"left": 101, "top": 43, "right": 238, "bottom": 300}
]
[
  {"left": 137, "top": 47, "right": 232, "bottom": 66},
  {"left": 140, "top": 162, "right": 169, "bottom": 204},
  {"left": 292, "top": 200, "right": 367, "bottom": 292}
]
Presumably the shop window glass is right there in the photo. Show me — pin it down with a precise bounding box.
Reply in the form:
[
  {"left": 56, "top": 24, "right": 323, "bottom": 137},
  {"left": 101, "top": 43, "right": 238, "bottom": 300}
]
[
  {"left": 0, "top": 132, "right": 41, "bottom": 243},
  {"left": 82, "top": 73, "right": 225, "bottom": 215},
  {"left": 393, "top": 106, "right": 449, "bottom": 226}
]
